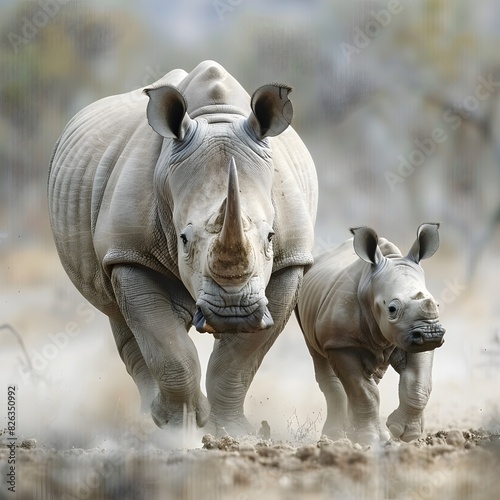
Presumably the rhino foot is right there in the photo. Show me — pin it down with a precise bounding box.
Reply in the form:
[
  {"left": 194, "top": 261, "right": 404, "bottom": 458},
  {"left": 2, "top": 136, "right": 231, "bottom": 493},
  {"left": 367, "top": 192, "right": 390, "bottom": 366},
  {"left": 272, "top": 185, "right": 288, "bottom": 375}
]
[
  {"left": 321, "top": 421, "right": 349, "bottom": 442},
  {"left": 348, "top": 426, "right": 384, "bottom": 446},
  {"left": 386, "top": 408, "right": 423, "bottom": 442},
  {"left": 206, "top": 413, "right": 254, "bottom": 438},
  {"left": 150, "top": 391, "right": 210, "bottom": 430}
]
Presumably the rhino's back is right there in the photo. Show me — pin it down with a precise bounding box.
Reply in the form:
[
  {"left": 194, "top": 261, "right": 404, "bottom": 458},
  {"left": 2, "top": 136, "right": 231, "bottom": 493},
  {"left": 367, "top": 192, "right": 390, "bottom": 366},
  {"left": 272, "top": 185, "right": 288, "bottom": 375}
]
[
  {"left": 268, "top": 128, "right": 317, "bottom": 271},
  {"left": 176, "top": 60, "right": 251, "bottom": 117},
  {"left": 298, "top": 239, "right": 359, "bottom": 350},
  {"left": 298, "top": 237, "right": 401, "bottom": 353},
  {"left": 47, "top": 71, "right": 187, "bottom": 311}
]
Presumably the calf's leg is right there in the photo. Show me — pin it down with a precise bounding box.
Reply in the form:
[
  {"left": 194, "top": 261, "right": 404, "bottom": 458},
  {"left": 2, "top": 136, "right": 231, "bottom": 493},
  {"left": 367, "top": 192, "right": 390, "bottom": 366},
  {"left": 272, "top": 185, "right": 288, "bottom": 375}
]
[
  {"left": 307, "top": 345, "right": 348, "bottom": 439},
  {"left": 387, "top": 349, "right": 434, "bottom": 442},
  {"left": 326, "top": 347, "right": 381, "bottom": 444}
]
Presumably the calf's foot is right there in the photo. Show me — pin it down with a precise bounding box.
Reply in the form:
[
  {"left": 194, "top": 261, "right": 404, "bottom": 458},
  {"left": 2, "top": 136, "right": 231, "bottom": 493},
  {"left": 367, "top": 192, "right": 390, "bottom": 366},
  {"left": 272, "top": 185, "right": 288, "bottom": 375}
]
[{"left": 386, "top": 407, "right": 423, "bottom": 442}]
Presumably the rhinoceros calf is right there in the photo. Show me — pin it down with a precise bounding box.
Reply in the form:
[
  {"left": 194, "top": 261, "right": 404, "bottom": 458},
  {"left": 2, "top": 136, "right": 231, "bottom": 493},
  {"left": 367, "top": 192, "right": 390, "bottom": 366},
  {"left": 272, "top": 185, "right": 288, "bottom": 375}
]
[
  {"left": 296, "top": 223, "right": 445, "bottom": 444},
  {"left": 48, "top": 60, "right": 317, "bottom": 436}
]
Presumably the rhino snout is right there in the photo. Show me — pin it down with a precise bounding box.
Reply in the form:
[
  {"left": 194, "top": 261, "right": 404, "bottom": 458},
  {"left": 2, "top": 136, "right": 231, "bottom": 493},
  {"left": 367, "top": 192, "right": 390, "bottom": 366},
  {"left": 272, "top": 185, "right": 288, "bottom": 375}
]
[
  {"left": 194, "top": 276, "right": 274, "bottom": 334},
  {"left": 408, "top": 322, "right": 445, "bottom": 352},
  {"left": 194, "top": 304, "right": 274, "bottom": 334}
]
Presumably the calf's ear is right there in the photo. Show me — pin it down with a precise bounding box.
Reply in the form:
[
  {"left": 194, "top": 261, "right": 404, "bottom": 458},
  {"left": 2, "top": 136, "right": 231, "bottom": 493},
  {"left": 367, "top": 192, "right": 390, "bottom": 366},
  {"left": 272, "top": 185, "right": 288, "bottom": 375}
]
[
  {"left": 246, "top": 84, "right": 293, "bottom": 139},
  {"left": 406, "top": 223, "right": 440, "bottom": 263},
  {"left": 143, "top": 85, "right": 193, "bottom": 140},
  {"left": 350, "top": 227, "right": 384, "bottom": 266}
]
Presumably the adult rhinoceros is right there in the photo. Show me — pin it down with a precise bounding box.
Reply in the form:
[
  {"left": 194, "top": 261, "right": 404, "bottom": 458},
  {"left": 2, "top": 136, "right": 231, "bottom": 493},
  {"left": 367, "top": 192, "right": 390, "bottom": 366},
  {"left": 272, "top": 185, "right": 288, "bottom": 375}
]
[{"left": 48, "top": 60, "right": 318, "bottom": 436}]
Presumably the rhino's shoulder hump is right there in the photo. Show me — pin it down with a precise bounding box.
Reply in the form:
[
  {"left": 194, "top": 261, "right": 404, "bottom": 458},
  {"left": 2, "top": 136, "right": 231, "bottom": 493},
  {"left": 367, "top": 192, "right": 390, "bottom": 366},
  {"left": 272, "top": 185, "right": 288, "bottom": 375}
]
[
  {"left": 378, "top": 237, "right": 402, "bottom": 258},
  {"left": 165, "top": 60, "right": 251, "bottom": 118}
]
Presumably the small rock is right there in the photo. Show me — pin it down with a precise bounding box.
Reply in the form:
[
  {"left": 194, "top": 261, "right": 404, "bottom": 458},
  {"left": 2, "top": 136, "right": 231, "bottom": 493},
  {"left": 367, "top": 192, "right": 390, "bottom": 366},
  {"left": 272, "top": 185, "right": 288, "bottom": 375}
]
[
  {"left": 317, "top": 435, "right": 334, "bottom": 448},
  {"left": 20, "top": 438, "right": 36, "bottom": 449},
  {"left": 258, "top": 420, "right": 271, "bottom": 440},
  {"left": 202, "top": 434, "right": 239, "bottom": 451},
  {"left": 218, "top": 435, "right": 239, "bottom": 451},
  {"left": 202, "top": 434, "right": 217, "bottom": 449},
  {"left": 445, "top": 430, "right": 465, "bottom": 447}
]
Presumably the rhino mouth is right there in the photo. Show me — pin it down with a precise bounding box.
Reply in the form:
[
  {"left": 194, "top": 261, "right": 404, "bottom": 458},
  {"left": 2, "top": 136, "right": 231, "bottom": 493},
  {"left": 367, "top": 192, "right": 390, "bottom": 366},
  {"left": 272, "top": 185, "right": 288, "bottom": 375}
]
[
  {"left": 406, "top": 321, "right": 446, "bottom": 352},
  {"left": 193, "top": 278, "right": 274, "bottom": 335}
]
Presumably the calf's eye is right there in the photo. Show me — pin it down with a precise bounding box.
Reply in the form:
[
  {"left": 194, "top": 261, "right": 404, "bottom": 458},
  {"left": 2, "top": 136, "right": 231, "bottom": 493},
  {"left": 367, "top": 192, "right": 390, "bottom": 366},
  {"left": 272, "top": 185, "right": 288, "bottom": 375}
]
[{"left": 387, "top": 300, "right": 401, "bottom": 319}]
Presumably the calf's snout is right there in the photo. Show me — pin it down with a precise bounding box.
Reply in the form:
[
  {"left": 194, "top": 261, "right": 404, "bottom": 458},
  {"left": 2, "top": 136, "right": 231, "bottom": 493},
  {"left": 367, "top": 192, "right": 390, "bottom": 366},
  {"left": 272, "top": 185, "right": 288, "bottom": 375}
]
[{"left": 409, "top": 322, "right": 446, "bottom": 352}]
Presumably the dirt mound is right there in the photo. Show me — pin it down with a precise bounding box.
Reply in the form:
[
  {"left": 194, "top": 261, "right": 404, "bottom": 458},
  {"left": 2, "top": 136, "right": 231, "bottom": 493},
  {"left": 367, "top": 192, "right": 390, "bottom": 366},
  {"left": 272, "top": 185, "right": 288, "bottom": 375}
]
[{"left": 3, "top": 428, "right": 498, "bottom": 499}]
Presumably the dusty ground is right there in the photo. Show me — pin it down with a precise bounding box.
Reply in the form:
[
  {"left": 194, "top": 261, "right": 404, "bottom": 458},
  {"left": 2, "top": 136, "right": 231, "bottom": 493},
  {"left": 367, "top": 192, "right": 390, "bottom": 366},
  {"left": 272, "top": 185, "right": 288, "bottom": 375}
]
[
  {"left": 1, "top": 427, "right": 500, "bottom": 499},
  {"left": 1, "top": 243, "right": 500, "bottom": 499}
]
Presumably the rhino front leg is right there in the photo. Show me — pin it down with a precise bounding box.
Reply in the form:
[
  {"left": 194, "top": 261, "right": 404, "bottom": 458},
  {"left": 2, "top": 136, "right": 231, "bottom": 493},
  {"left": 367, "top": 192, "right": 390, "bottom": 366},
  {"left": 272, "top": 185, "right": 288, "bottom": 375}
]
[
  {"left": 206, "top": 266, "right": 303, "bottom": 437},
  {"left": 326, "top": 347, "right": 381, "bottom": 445},
  {"left": 109, "top": 314, "right": 158, "bottom": 413},
  {"left": 387, "top": 349, "right": 434, "bottom": 442},
  {"left": 111, "top": 265, "right": 210, "bottom": 429}
]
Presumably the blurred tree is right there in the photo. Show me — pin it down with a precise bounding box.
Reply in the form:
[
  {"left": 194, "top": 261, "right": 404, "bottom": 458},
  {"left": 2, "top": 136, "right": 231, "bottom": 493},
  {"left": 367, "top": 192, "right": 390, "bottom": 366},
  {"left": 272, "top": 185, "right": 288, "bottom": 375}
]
[{"left": 0, "top": 1, "right": 144, "bottom": 242}]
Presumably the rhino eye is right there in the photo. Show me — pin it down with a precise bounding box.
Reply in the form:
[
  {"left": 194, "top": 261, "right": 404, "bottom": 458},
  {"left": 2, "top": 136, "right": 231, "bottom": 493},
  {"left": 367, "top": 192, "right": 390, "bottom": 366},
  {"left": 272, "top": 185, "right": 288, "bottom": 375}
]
[
  {"left": 387, "top": 301, "right": 400, "bottom": 319},
  {"left": 179, "top": 224, "right": 193, "bottom": 249},
  {"left": 267, "top": 231, "right": 275, "bottom": 243}
]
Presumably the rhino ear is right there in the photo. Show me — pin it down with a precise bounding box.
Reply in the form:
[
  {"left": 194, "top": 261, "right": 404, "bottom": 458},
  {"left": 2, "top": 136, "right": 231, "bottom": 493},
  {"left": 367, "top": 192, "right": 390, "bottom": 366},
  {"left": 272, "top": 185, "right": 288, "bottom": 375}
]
[
  {"left": 406, "top": 223, "right": 440, "bottom": 263},
  {"left": 350, "top": 227, "right": 384, "bottom": 266},
  {"left": 246, "top": 84, "right": 293, "bottom": 139},
  {"left": 143, "top": 85, "right": 193, "bottom": 140}
]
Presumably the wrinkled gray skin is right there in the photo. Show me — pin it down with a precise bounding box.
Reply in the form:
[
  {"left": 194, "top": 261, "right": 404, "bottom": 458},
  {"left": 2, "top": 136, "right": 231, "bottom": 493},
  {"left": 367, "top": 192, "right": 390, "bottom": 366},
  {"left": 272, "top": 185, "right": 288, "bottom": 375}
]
[
  {"left": 296, "top": 224, "right": 445, "bottom": 444},
  {"left": 48, "top": 60, "right": 317, "bottom": 436}
]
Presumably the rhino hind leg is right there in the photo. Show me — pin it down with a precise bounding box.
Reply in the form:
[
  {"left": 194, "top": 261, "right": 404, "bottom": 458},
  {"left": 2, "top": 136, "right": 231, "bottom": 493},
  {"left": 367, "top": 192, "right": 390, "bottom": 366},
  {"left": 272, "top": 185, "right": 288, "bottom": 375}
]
[
  {"left": 325, "top": 348, "right": 383, "bottom": 445},
  {"left": 206, "top": 266, "right": 304, "bottom": 437},
  {"left": 307, "top": 347, "right": 348, "bottom": 440},
  {"left": 109, "top": 315, "right": 158, "bottom": 413}
]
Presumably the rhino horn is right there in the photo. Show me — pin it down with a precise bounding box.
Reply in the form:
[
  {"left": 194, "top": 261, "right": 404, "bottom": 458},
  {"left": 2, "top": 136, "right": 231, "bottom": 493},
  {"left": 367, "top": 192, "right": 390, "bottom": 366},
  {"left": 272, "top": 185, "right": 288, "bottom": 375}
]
[
  {"left": 220, "top": 157, "right": 245, "bottom": 248},
  {"left": 209, "top": 158, "right": 254, "bottom": 287},
  {"left": 419, "top": 297, "right": 440, "bottom": 318}
]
